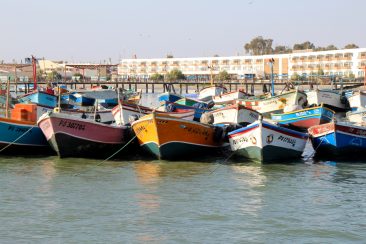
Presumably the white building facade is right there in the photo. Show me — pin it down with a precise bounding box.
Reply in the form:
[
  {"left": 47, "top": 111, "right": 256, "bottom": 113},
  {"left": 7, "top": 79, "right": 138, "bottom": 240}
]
[{"left": 118, "top": 48, "right": 366, "bottom": 79}]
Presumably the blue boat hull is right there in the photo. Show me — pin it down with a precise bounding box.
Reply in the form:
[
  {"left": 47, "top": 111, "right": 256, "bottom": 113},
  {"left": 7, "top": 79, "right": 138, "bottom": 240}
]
[
  {"left": 68, "top": 94, "right": 95, "bottom": 106},
  {"left": 309, "top": 122, "right": 366, "bottom": 159},
  {"left": 18, "top": 91, "right": 57, "bottom": 108},
  {"left": 271, "top": 107, "right": 334, "bottom": 130},
  {"left": 0, "top": 119, "right": 52, "bottom": 154},
  {"left": 158, "top": 93, "right": 182, "bottom": 103}
]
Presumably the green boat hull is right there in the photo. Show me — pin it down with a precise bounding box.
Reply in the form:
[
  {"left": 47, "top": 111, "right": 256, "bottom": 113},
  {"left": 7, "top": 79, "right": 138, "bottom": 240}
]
[
  {"left": 234, "top": 145, "right": 303, "bottom": 163},
  {"left": 142, "top": 141, "right": 223, "bottom": 160}
]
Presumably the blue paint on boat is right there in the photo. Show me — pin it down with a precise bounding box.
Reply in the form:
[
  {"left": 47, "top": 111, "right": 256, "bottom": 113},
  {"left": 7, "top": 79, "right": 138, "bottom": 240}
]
[
  {"left": 161, "top": 101, "right": 211, "bottom": 121},
  {"left": 158, "top": 92, "right": 183, "bottom": 103},
  {"left": 68, "top": 93, "right": 95, "bottom": 106},
  {"left": 0, "top": 119, "right": 49, "bottom": 149},
  {"left": 18, "top": 91, "right": 57, "bottom": 107},
  {"left": 271, "top": 106, "right": 334, "bottom": 128},
  {"left": 310, "top": 122, "right": 366, "bottom": 158}
]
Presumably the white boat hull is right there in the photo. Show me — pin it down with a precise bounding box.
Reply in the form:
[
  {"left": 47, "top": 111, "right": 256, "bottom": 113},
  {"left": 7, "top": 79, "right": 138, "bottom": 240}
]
[
  {"left": 306, "top": 90, "right": 345, "bottom": 110},
  {"left": 209, "top": 104, "right": 260, "bottom": 125},
  {"left": 348, "top": 91, "right": 366, "bottom": 111},
  {"left": 237, "top": 90, "right": 307, "bottom": 115},
  {"left": 212, "top": 90, "right": 251, "bottom": 104},
  {"left": 198, "top": 86, "right": 227, "bottom": 101},
  {"left": 228, "top": 120, "right": 308, "bottom": 162}
]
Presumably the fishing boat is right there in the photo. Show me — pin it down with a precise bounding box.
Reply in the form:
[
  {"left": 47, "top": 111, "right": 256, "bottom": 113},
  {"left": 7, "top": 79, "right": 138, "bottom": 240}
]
[
  {"left": 306, "top": 89, "right": 347, "bottom": 111},
  {"left": 207, "top": 104, "right": 260, "bottom": 126},
  {"left": 271, "top": 105, "right": 335, "bottom": 131},
  {"left": 198, "top": 85, "right": 227, "bottom": 101},
  {"left": 131, "top": 112, "right": 226, "bottom": 160},
  {"left": 237, "top": 89, "right": 307, "bottom": 116},
  {"left": 346, "top": 109, "right": 366, "bottom": 123},
  {"left": 159, "top": 101, "right": 211, "bottom": 121},
  {"left": 228, "top": 118, "right": 308, "bottom": 162},
  {"left": 0, "top": 103, "right": 52, "bottom": 154},
  {"left": 158, "top": 92, "right": 183, "bottom": 103},
  {"left": 175, "top": 97, "right": 212, "bottom": 108},
  {"left": 18, "top": 90, "right": 58, "bottom": 108},
  {"left": 347, "top": 90, "right": 366, "bottom": 111},
  {"left": 212, "top": 89, "right": 252, "bottom": 105},
  {"left": 68, "top": 92, "right": 96, "bottom": 106},
  {"left": 308, "top": 121, "right": 366, "bottom": 158},
  {"left": 112, "top": 102, "right": 195, "bottom": 125},
  {"left": 37, "top": 110, "right": 132, "bottom": 158}
]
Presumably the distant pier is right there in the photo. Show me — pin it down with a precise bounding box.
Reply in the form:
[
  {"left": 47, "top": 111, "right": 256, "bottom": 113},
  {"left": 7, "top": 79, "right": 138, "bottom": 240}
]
[{"left": 7, "top": 79, "right": 365, "bottom": 95}]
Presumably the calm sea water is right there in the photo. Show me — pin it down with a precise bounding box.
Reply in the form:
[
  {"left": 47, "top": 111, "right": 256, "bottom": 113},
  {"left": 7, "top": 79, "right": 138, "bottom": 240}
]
[{"left": 1, "top": 93, "right": 366, "bottom": 243}]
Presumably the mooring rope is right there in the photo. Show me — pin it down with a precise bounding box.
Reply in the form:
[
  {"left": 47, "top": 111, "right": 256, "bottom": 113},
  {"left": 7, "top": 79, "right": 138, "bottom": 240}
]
[
  {"left": 0, "top": 126, "right": 33, "bottom": 153},
  {"left": 208, "top": 147, "right": 237, "bottom": 175},
  {"left": 73, "top": 133, "right": 138, "bottom": 176},
  {"left": 303, "top": 136, "right": 326, "bottom": 163}
]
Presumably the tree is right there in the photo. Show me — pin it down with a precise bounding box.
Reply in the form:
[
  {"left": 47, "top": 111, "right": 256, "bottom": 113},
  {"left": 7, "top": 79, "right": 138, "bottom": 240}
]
[
  {"left": 344, "top": 43, "right": 359, "bottom": 49},
  {"left": 47, "top": 70, "right": 62, "bottom": 81},
  {"left": 165, "top": 69, "right": 185, "bottom": 82},
  {"left": 166, "top": 54, "right": 174, "bottom": 58},
  {"left": 36, "top": 70, "right": 45, "bottom": 81},
  {"left": 216, "top": 70, "right": 231, "bottom": 81},
  {"left": 291, "top": 73, "right": 302, "bottom": 81},
  {"left": 150, "top": 73, "right": 164, "bottom": 81},
  {"left": 293, "top": 41, "right": 315, "bottom": 50},
  {"left": 324, "top": 44, "right": 338, "bottom": 51},
  {"left": 317, "top": 68, "right": 325, "bottom": 76},
  {"left": 273, "top": 45, "right": 292, "bottom": 54},
  {"left": 74, "top": 72, "right": 84, "bottom": 81},
  {"left": 244, "top": 36, "right": 273, "bottom": 55}
]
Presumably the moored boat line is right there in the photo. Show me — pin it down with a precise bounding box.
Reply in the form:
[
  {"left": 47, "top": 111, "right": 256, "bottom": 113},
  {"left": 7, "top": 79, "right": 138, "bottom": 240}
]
[{"left": 3, "top": 81, "right": 366, "bottom": 162}]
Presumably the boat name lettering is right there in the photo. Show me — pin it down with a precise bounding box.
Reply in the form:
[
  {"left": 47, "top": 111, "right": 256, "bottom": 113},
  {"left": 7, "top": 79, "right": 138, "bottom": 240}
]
[
  {"left": 295, "top": 111, "right": 308, "bottom": 117},
  {"left": 278, "top": 135, "right": 296, "bottom": 147},
  {"left": 232, "top": 136, "right": 249, "bottom": 145},
  {"left": 311, "top": 124, "right": 333, "bottom": 136},
  {"left": 249, "top": 112, "right": 258, "bottom": 119},
  {"left": 183, "top": 126, "right": 209, "bottom": 137},
  {"left": 348, "top": 127, "right": 366, "bottom": 136},
  {"left": 135, "top": 125, "right": 147, "bottom": 135},
  {"left": 262, "top": 100, "right": 278, "bottom": 106},
  {"left": 213, "top": 112, "right": 224, "bottom": 118},
  {"left": 7, "top": 125, "right": 29, "bottom": 133},
  {"left": 58, "top": 120, "right": 85, "bottom": 130}
]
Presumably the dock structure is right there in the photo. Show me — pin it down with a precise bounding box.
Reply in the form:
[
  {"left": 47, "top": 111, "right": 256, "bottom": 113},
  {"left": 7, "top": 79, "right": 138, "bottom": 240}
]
[{"left": 7, "top": 78, "right": 365, "bottom": 95}]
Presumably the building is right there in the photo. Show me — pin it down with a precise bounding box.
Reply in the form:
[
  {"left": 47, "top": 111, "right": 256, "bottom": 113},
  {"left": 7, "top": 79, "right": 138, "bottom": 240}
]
[{"left": 118, "top": 48, "right": 366, "bottom": 80}]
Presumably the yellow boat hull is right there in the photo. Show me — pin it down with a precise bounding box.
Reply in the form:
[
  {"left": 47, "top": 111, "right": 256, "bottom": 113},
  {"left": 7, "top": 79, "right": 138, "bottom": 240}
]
[{"left": 131, "top": 113, "right": 225, "bottom": 160}]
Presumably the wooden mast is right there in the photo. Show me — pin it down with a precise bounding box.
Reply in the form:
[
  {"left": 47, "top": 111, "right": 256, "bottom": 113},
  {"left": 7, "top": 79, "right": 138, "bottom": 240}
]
[{"left": 5, "top": 76, "right": 10, "bottom": 118}]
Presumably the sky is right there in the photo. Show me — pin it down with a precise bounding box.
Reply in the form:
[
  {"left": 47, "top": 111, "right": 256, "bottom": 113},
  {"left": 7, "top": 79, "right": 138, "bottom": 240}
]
[{"left": 1, "top": 0, "right": 365, "bottom": 63}]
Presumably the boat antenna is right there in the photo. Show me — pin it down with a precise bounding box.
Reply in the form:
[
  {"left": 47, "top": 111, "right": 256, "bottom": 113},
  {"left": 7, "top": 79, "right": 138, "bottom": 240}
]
[
  {"left": 269, "top": 58, "right": 275, "bottom": 96},
  {"left": 117, "top": 87, "right": 123, "bottom": 125},
  {"left": 5, "top": 76, "right": 10, "bottom": 118},
  {"left": 209, "top": 60, "right": 214, "bottom": 86},
  {"left": 31, "top": 55, "right": 37, "bottom": 91}
]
